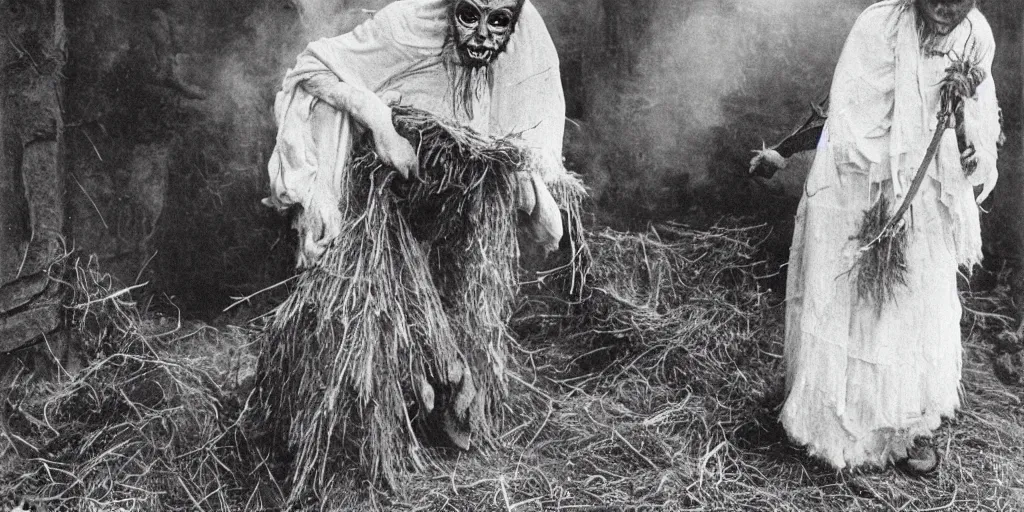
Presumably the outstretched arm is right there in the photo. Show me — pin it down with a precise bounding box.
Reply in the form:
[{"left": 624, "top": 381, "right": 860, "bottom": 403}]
[
  {"left": 301, "top": 72, "right": 419, "bottom": 180},
  {"left": 773, "top": 124, "right": 825, "bottom": 158},
  {"left": 749, "top": 98, "right": 828, "bottom": 179}
]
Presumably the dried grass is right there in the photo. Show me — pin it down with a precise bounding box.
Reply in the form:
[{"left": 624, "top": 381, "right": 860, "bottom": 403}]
[
  {"left": 255, "top": 106, "right": 587, "bottom": 505},
  {"left": 853, "top": 195, "right": 909, "bottom": 309},
  {"left": 3, "top": 221, "right": 1023, "bottom": 511},
  {"left": 1, "top": 256, "right": 263, "bottom": 511}
]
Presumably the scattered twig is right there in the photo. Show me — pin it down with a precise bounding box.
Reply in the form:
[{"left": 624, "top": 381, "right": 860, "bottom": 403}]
[{"left": 75, "top": 282, "right": 149, "bottom": 308}]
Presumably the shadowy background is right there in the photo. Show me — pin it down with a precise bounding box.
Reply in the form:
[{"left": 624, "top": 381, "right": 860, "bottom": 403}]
[{"left": 59, "top": 0, "right": 1022, "bottom": 318}]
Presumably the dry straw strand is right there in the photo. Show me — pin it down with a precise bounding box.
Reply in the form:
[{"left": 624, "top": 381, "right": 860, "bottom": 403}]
[{"left": 256, "top": 105, "right": 585, "bottom": 504}]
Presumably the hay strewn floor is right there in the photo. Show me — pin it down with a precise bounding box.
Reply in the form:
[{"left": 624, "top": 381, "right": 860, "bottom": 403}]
[{"left": 3, "top": 222, "right": 1024, "bottom": 511}]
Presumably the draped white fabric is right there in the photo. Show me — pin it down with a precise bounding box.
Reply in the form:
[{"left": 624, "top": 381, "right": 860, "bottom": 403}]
[
  {"left": 264, "top": 0, "right": 570, "bottom": 263},
  {"left": 782, "top": 1, "right": 1000, "bottom": 469}
]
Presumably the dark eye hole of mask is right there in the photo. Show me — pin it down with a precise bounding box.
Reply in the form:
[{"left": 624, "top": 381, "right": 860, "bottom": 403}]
[
  {"left": 487, "top": 9, "right": 514, "bottom": 30},
  {"left": 455, "top": 3, "right": 481, "bottom": 26}
]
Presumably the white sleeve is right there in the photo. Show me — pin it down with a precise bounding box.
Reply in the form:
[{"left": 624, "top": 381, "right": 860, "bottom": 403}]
[{"left": 962, "top": 11, "right": 1000, "bottom": 189}]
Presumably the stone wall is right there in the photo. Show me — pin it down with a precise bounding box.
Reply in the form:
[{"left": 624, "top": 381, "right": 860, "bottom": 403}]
[{"left": 0, "top": 0, "right": 66, "bottom": 352}]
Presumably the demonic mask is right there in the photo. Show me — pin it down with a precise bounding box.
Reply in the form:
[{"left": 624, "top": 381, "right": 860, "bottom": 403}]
[
  {"left": 449, "top": 0, "right": 525, "bottom": 67},
  {"left": 914, "top": 0, "right": 975, "bottom": 37}
]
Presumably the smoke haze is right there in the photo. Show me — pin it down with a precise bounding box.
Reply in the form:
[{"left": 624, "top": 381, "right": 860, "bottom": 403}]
[
  {"left": 537, "top": 0, "right": 874, "bottom": 225},
  {"left": 61, "top": 0, "right": 1020, "bottom": 314}
]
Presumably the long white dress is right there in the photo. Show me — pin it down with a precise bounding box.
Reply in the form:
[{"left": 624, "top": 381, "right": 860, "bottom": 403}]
[{"left": 781, "top": 1, "right": 1001, "bottom": 469}]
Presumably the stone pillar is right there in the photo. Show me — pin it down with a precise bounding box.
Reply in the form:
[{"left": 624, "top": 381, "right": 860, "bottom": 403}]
[{"left": 0, "top": 0, "right": 67, "bottom": 352}]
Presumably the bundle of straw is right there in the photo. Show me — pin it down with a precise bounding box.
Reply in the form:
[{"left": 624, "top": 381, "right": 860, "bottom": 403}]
[
  {"left": 2, "top": 257, "right": 259, "bottom": 511},
  {"left": 257, "top": 105, "right": 582, "bottom": 502},
  {"left": 852, "top": 55, "right": 985, "bottom": 307},
  {"left": 514, "top": 221, "right": 773, "bottom": 395}
]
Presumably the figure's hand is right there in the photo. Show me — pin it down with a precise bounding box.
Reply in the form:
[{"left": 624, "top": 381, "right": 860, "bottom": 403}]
[
  {"left": 975, "top": 169, "right": 997, "bottom": 205},
  {"left": 960, "top": 143, "right": 978, "bottom": 177},
  {"left": 515, "top": 173, "right": 537, "bottom": 214},
  {"left": 524, "top": 175, "right": 563, "bottom": 254},
  {"left": 294, "top": 196, "right": 343, "bottom": 269},
  {"left": 365, "top": 90, "right": 419, "bottom": 180},
  {"left": 749, "top": 143, "right": 787, "bottom": 179},
  {"left": 961, "top": 143, "right": 997, "bottom": 205},
  {"left": 373, "top": 125, "right": 419, "bottom": 181}
]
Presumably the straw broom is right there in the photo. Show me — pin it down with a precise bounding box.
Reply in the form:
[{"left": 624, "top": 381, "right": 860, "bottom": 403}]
[
  {"left": 853, "top": 55, "right": 986, "bottom": 307},
  {"left": 256, "top": 105, "right": 581, "bottom": 502}
]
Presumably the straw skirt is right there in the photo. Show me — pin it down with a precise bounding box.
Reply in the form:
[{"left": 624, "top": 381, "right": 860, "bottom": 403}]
[{"left": 780, "top": 142, "right": 963, "bottom": 469}]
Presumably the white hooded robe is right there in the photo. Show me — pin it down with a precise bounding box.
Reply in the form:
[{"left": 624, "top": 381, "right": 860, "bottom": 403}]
[{"left": 782, "top": 1, "right": 1000, "bottom": 468}]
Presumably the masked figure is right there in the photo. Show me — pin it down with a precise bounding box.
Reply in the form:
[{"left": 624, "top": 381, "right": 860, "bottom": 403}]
[
  {"left": 751, "top": 0, "right": 999, "bottom": 473},
  {"left": 260, "top": 0, "right": 584, "bottom": 492},
  {"left": 265, "top": 0, "right": 578, "bottom": 266}
]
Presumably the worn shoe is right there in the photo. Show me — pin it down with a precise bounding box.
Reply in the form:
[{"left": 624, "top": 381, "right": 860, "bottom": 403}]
[
  {"left": 442, "top": 408, "right": 472, "bottom": 451},
  {"left": 897, "top": 440, "right": 940, "bottom": 476}
]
